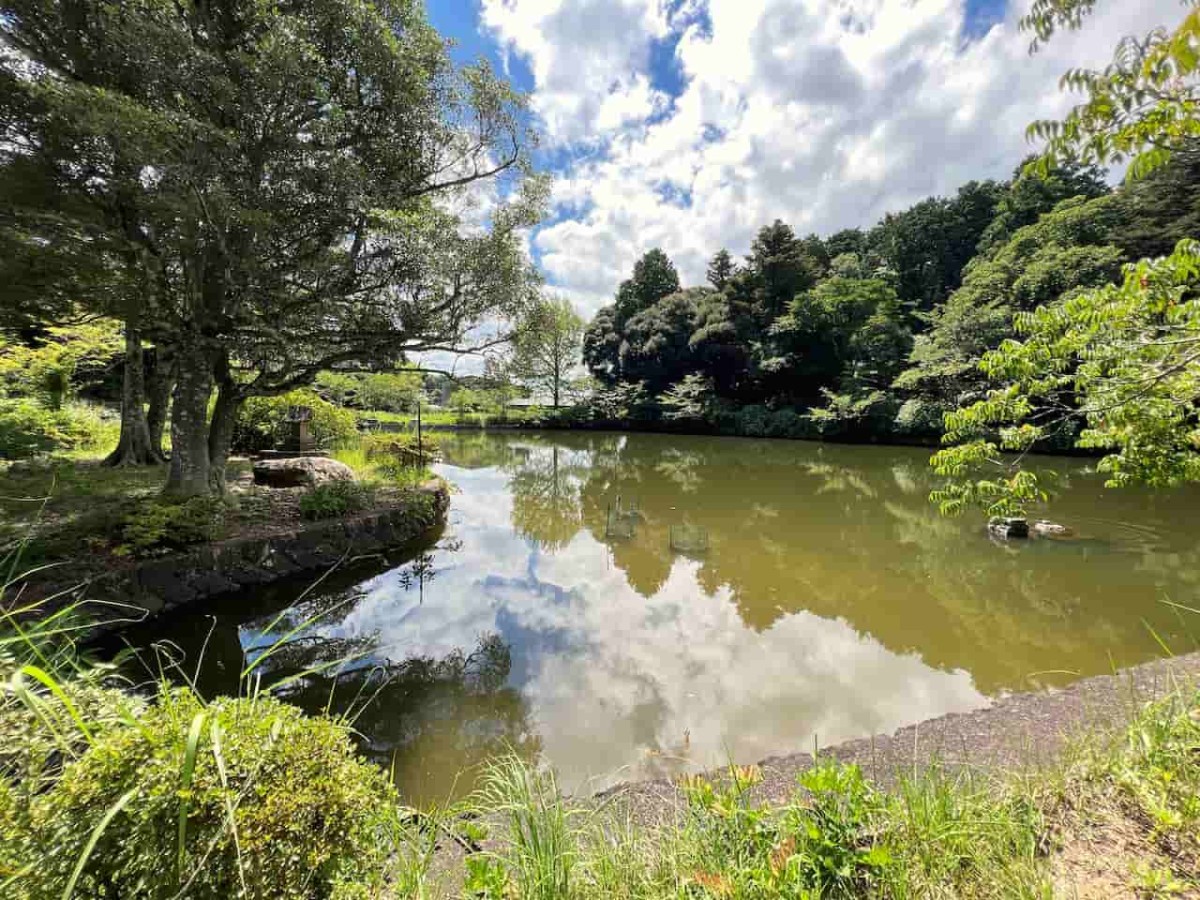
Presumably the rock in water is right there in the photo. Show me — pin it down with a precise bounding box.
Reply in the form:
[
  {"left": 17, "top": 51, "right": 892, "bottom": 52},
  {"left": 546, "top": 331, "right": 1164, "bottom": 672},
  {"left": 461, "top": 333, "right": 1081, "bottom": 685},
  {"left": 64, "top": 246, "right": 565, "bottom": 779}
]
[
  {"left": 1032, "top": 520, "right": 1072, "bottom": 537},
  {"left": 988, "top": 516, "right": 1029, "bottom": 539},
  {"left": 253, "top": 457, "right": 355, "bottom": 488}
]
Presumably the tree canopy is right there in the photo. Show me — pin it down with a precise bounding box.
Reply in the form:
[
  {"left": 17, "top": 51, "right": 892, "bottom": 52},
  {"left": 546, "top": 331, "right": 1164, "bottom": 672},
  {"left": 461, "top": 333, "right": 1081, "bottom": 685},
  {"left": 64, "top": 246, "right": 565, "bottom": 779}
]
[{"left": 1, "top": 0, "right": 544, "bottom": 491}]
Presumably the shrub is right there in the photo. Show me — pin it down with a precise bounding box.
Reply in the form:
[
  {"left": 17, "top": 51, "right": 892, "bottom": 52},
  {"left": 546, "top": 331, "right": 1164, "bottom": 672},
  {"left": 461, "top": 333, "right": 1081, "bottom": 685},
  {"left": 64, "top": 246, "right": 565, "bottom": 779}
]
[
  {"left": 299, "top": 481, "right": 375, "bottom": 520},
  {"left": 120, "top": 496, "right": 228, "bottom": 555},
  {"left": 0, "top": 680, "right": 142, "bottom": 793},
  {"left": 0, "top": 399, "right": 116, "bottom": 459},
  {"left": 232, "top": 390, "right": 358, "bottom": 454},
  {"left": 894, "top": 397, "right": 947, "bottom": 436},
  {"left": 733, "top": 404, "right": 771, "bottom": 437},
  {"left": 5, "top": 689, "right": 400, "bottom": 900}
]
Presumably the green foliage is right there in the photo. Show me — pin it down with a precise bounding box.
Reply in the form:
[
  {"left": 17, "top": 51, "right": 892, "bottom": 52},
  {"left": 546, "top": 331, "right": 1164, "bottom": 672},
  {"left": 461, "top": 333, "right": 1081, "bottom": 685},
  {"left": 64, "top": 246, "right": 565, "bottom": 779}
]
[
  {"left": 614, "top": 248, "right": 682, "bottom": 325},
  {"left": 0, "top": 323, "right": 122, "bottom": 409},
  {"left": 1024, "top": 6, "right": 1200, "bottom": 181},
  {"left": 0, "top": 324, "right": 123, "bottom": 459},
  {"left": 584, "top": 382, "right": 653, "bottom": 423},
  {"left": 314, "top": 371, "right": 422, "bottom": 412},
  {"left": 0, "top": 399, "right": 116, "bottom": 459},
  {"left": 1, "top": 0, "right": 543, "bottom": 496},
  {"left": 120, "top": 496, "right": 228, "bottom": 555},
  {"left": 1108, "top": 690, "right": 1200, "bottom": 846},
  {"left": 976, "top": 159, "right": 1110, "bottom": 256},
  {"left": 870, "top": 180, "right": 1005, "bottom": 313},
  {"left": 787, "top": 761, "right": 892, "bottom": 894},
  {"left": 475, "top": 757, "right": 577, "bottom": 900},
  {"left": 449, "top": 387, "right": 491, "bottom": 420},
  {"left": 659, "top": 374, "right": 718, "bottom": 423},
  {"left": 620, "top": 289, "right": 711, "bottom": 393},
  {"left": 299, "top": 481, "right": 375, "bottom": 521},
  {"left": 706, "top": 248, "right": 736, "bottom": 290},
  {"left": 897, "top": 194, "right": 1128, "bottom": 431},
  {"left": 510, "top": 295, "right": 585, "bottom": 407},
  {"left": 933, "top": 240, "right": 1200, "bottom": 514},
  {"left": 2, "top": 689, "right": 400, "bottom": 900},
  {"left": 233, "top": 390, "right": 358, "bottom": 455}
]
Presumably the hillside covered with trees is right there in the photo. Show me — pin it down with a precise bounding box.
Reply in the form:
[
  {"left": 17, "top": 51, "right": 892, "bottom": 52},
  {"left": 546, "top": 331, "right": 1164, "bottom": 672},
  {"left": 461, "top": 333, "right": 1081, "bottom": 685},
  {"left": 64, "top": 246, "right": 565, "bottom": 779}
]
[{"left": 581, "top": 151, "right": 1200, "bottom": 445}]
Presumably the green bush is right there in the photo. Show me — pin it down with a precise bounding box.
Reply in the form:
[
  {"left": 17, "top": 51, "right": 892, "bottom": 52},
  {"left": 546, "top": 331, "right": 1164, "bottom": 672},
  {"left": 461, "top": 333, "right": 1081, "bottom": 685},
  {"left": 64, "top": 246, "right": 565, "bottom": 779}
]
[
  {"left": 299, "top": 480, "right": 375, "bottom": 520},
  {"left": 4, "top": 689, "right": 399, "bottom": 900},
  {"left": 0, "top": 680, "right": 142, "bottom": 793},
  {"left": 233, "top": 390, "right": 358, "bottom": 454},
  {"left": 0, "top": 399, "right": 116, "bottom": 459},
  {"left": 120, "top": 496, "right": 228, "bottom": 555},
  {"left": 894, "top": 397, "right": 947, "bottom": 436}
]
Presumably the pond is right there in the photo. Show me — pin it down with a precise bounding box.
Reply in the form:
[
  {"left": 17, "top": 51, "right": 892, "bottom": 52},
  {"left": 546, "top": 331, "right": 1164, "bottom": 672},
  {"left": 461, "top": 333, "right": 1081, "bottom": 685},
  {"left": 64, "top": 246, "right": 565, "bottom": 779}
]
[{"left": 126, "top": 431, "right": 1200, "bottom": 802}]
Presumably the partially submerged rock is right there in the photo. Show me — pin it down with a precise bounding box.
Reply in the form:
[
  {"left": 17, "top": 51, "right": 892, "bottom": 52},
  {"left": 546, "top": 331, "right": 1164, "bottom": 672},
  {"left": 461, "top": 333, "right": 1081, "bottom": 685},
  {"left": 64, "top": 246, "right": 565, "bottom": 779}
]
[
  {"left": 253, "top": 456, "right": 355, "bottom": 488},
  {"left": 988, "top": 516, "right": 1029, "bottom": 539},
  {"left": 1032, "top": 519, "right": 1072, "bottom": 538}
]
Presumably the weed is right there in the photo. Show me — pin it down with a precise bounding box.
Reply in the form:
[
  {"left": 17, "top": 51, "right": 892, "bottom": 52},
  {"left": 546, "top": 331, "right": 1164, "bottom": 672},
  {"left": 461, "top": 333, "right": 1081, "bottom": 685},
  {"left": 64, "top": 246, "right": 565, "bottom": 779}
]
[
  {"left": 119, "top": 495, "right": 228, "bottom": 555},
  {"left": 298, "top": 480, "right": 375, "bottom": 520}
]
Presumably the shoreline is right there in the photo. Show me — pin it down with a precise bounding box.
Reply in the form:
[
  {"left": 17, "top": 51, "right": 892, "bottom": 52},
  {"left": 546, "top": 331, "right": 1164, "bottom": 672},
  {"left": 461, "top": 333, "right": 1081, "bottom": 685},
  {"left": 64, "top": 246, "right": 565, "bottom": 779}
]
[{"left": 599, "top": 650, "right": 1200, "bottom": 816}]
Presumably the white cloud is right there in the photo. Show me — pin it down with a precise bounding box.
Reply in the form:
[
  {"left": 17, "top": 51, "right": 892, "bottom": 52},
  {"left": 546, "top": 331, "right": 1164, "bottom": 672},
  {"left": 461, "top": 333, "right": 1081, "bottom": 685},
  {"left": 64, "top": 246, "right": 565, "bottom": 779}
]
[
  {"left": 481, "top": 0, "right": 671, "bottom": 142},
  {"left": 480, "top": 0, "right": 1186, "bottom": 317}
]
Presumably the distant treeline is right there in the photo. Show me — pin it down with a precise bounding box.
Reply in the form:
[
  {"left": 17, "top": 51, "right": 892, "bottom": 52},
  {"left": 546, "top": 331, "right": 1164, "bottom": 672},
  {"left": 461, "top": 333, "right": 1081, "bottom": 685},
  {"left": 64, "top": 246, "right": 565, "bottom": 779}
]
[{"left": 579, "top": 152, "right": 1200, "bottom": 443}]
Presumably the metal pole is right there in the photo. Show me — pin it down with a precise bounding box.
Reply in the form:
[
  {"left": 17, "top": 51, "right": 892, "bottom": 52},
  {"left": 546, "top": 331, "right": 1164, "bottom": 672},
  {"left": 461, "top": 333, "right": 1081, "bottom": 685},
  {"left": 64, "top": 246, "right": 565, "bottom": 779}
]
[{"left": 416, "top": 399, "right": 422, "bottom": 460}]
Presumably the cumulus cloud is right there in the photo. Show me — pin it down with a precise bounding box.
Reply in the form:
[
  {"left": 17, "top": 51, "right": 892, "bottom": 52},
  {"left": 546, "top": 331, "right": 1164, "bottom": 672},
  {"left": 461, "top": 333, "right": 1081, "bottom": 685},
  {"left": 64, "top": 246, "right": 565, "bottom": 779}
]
[{"left": 480, "top": 0, "right": 1186, "bottom": 316}]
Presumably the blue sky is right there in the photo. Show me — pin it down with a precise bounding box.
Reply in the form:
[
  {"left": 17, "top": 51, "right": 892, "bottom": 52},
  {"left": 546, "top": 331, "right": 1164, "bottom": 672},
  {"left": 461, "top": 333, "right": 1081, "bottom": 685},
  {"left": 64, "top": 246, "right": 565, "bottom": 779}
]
[{"left": 424, "top": 0, "right": 1178, "bottom": 316}]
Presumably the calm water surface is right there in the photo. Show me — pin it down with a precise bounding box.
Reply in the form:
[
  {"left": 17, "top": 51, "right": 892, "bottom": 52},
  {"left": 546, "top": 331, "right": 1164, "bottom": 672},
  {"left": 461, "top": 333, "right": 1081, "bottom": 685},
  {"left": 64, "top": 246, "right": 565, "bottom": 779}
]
[{"left": 136, "top": 431, "right": 1200, "bottom": 800}]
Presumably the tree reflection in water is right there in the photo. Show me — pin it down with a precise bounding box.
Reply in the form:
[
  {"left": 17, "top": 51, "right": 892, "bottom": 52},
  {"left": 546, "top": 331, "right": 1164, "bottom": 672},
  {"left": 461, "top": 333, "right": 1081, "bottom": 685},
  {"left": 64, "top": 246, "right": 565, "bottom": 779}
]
[{"left": 460, "top": 430, "right": 1199, "bottom": 694}]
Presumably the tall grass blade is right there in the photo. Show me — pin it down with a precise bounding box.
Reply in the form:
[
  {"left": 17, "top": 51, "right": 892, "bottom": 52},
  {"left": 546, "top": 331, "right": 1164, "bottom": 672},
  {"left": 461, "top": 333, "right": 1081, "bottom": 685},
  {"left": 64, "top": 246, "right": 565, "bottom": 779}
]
[
  {"left": 210, "top": 720, "right": 249, "bottom": 896},
  {"left": 176, "top": 711, "right": 207, "bottom": 884},
  {"left": 61, "top": 788, "right": 136, "bottom": 900},
  {"left": 18, "top": 664, "right": 93, "bottom": 743}
]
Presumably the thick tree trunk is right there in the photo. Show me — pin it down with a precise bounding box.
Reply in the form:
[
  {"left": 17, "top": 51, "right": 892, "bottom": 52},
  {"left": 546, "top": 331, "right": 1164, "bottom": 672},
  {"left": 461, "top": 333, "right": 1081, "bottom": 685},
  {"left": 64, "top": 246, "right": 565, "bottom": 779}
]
[
  {"left": 164, "top": 341, "right": 214, "bottom": 497},
  {"left": 146, "top": 344, "right": 175, "bottom": 458},
  {"left": 103, "top": 327, "right": 165, "bottom": 466},
  {"left": 206, "top": 377, "right": 242, "bottom": 496}
]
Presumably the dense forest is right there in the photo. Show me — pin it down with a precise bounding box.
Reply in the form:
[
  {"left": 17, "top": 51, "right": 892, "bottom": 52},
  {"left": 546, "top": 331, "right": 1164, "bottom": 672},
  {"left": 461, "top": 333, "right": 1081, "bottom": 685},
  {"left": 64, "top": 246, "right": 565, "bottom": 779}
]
[{"left": 580, "top": 152, "right": 1200, "bottom": 444}]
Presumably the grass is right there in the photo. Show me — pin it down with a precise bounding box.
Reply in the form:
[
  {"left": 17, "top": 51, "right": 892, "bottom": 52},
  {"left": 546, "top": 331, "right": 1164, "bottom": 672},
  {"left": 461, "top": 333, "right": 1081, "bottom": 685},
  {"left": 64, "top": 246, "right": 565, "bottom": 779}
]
[
  {"left": 0, "top": 539, "right": 433, "bottom": 899},
  {"left": 330, "top": 433, "right": 437, "bottom": 490},
  {"left": 454, "top": 687, "right": 1198, "bottom": 899},
  {"left": 0, "top": 455, "right": 253, "bottom": 567}
]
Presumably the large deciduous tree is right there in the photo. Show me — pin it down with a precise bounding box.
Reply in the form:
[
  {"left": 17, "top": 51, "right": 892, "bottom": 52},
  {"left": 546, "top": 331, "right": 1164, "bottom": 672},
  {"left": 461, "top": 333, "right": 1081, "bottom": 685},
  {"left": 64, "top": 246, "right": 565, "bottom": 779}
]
[
  {"left": 1, "top": 0, "right": 543, "bottom": 494},
  {"left": 509, "top": 295, "right": 584, "bottom": 407}
]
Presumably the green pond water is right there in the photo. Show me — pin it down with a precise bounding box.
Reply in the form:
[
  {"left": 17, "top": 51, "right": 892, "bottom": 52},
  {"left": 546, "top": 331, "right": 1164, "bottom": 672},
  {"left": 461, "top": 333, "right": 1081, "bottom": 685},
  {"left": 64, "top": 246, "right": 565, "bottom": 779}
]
[{"left": 131, "top": 431, "right": 1200, "bottom": 801}]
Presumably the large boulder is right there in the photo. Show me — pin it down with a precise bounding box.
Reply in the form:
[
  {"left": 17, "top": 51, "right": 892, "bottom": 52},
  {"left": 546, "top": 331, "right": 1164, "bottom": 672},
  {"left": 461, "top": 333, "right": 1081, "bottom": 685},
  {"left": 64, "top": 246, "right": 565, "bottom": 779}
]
[{"left": 253, "top": 456, "right": 355, "bottom": 488}]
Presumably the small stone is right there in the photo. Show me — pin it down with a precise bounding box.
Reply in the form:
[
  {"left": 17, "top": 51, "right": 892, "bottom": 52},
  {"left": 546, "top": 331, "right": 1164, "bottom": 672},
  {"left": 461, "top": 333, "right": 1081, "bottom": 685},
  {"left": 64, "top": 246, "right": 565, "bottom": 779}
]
[{"left": 252, "top": 456, "right": 355, "bottom": 488}]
